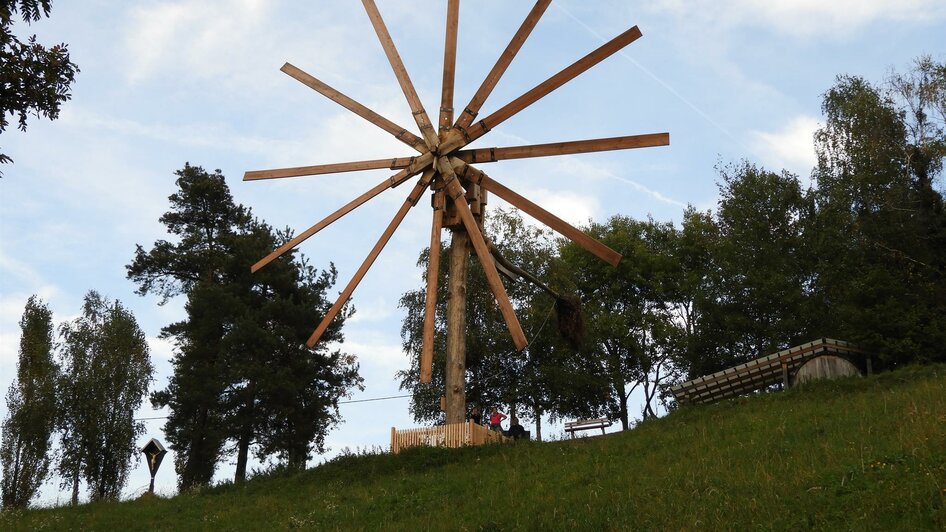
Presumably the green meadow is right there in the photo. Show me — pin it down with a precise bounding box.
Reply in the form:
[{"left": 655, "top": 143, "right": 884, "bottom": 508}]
[{"left": 5, "top": 364, "right": 945, "bottom": 530}]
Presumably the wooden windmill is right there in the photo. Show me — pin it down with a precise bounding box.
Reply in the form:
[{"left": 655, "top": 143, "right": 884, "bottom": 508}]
[{"left": 245, "top": 1, "right": 669, "bottom": 424}]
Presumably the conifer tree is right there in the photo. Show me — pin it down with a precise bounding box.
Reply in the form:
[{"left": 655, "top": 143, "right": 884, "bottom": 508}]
[
  {"left": 131, "top": 164, "right": 359, "bottom": 487},
  {"left": 129, "top": 164, "right": 249, "bottom": 489}
]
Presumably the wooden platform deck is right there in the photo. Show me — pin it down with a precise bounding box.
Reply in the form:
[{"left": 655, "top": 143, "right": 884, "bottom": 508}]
[
  {"left": 669, "top": 338, "right": 869, "bottom": 405},
  {"left": 391, "top": 420, "right": 507, "bottom": 453}
]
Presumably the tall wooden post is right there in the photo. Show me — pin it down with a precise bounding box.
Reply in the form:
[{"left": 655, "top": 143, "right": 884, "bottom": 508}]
[{"left": 444, "top": 227, "right": 470, "bottom": 424}]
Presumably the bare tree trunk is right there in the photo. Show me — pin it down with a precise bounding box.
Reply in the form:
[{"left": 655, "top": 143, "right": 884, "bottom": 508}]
[
  {"left": 70, "top": 468, "right": 80, "bottom": 506},
  {"left": 534, "top": 407, "right": 542, "bottom": 441},
  {"left": 234, "top": 424, "right": 251, "bottom": 483},
  {"left": 643, "top": 354, "right": 668, "bottom": 419},
  {"left": 444, "top": 229, "right": 470, "bottom": 425},
  {"left": 9, "top": 437, "right": 22, "bottom": 506},
  {"left": 619, "top": 387, "right": 629, "bottom": 430},
  {"left": 234, "top": 383, "right": 256, "bottom": 483},
  {"left": 642, "top": 379, "right": 656, "bottom": 419}
]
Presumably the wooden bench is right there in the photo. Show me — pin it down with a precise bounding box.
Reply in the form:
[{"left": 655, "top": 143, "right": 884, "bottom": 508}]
[{"left": 564, "top": 418, "right": 612, "bottom": 438}]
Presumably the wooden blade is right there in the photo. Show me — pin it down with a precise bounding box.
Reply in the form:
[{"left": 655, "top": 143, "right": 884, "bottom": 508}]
[
  {"left": 307, "top": 170, "right": 435, "bottom": 348},
  {"left": 455, "top": 0, "right": 551, "bottom": 131},
  {"left": 362, "top": 0, "right": 440, "bottom": 150},
  {"left": 438, "top": 0, "right": 460, "bottom": 134},
  {"left": 244, "top": 155, "right": 421, "bottom": 181},
  {"left": 438, "top": 156, "right": 528, "bottom": 351},
  {"left": 453, "top": 159, "right": 622, "bottom": 267},
  {"left": 251, "top": 154, "right": 434, "bottom": 273},
  {"left": 421, "top": 189, "right": 445, "bottom": 383},
  {"left": 455, "top": 132, "right": 670, "bottom": 164},
  {"left": 281, "top": 62, "right": 427, "bottom": 153},
  {"left": 445, "top": 26, "right": 644, "bottom": 152}
]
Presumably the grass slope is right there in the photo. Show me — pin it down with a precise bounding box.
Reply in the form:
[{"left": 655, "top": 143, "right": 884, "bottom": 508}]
[{"left": 5, "top": 365, "right": 945, "bottom": 530}]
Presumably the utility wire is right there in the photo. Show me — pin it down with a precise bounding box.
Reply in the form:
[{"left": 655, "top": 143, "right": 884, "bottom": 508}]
[
  {"left": 134, "top": 394, "right": 413, "bottom": 421},
  {"left": 339, "top": 394, "right": 411, "bottom": 404}
]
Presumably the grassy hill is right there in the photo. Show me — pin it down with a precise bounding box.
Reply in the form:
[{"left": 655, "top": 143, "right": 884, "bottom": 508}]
[{"left": 4, "top": 364, "right": 945, "bottom": 530}]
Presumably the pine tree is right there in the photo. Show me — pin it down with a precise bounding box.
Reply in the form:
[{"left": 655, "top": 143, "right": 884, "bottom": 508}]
[
  {"left": 131, "top": 164, "right": 360, "bottom": 486},
  {"left": 129, "top": 164, "right": 249, "bottom": 489}
]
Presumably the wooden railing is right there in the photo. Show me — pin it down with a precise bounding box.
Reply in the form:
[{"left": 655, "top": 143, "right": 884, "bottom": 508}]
[{"left": 391, "top": 420, "right": 506, "bottom": 453}]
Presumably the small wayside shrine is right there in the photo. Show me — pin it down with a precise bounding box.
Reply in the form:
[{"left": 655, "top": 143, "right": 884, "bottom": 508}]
[{"left": 244, "top": 1, "right": 669, "bottom": 452}]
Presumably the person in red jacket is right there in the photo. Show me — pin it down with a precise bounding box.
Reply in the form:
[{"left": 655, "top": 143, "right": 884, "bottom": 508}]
[{"left": 489, "top": 408, "right": 507, "bottom": 431}]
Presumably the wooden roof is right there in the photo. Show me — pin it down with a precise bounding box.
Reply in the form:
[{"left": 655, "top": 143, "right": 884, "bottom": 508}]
[{"left": 670, "top": 338, "right": 867, "bottom": 405}]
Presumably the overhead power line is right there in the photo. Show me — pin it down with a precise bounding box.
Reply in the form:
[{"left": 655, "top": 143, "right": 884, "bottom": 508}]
[{"left": 134, "top": 394, "right": 412, "bottom": 421}]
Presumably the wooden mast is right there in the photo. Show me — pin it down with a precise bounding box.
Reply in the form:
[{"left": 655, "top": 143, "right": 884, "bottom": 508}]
[
  {"left": 439, "top": 0, "right": 467, "bottom": 425},
  {"left": 443, "top": 228, "right": 469, "bottom": 424}
]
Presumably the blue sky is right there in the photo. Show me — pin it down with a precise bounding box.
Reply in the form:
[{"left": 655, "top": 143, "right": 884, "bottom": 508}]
[{"left": 2, "top": 0, "right": 944, "bottom": 503}]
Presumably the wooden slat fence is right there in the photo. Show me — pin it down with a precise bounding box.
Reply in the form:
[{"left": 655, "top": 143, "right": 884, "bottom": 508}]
[
  {"left": 670, "top": 338, "right": 869, "bottom": 406},
  {"left": 391, "top": 421, "right": 506, "bottom": 453}
]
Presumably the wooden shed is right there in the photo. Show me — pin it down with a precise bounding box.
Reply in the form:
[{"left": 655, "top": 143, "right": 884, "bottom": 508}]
[{"left": 670, "top": 338, "right": 871, "bottom": 406}]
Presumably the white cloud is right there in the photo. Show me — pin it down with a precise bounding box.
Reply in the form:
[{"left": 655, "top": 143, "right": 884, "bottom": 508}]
[
  {"left": 650, "top": 0, "right": 946, "bottom": 37},
  {"left": 546, "top": 156, "right": 687, "bottom": 210},
  {"left": 119, "top": 0, "right": 392, "bottom": 93},
  {"left": 147, "top": 336, "right": 176, "bottom": 362},
  {"left": 516, "top": 189, "right": 599, "bottom": 228},
  {"left": 124, "top": 0, "right": 273, "bottom": 84},
  {"left": 0, "top": 252, "right": 49, "bottom": 290},
  {"left": 750, "top": 115, "right": 819, "bottom": 175},
  {"left": 335, "top": 338, "right": 406, "bottom": 372},
  {"left": 347, "top": 296, "right": 394, "bottom": 324}
]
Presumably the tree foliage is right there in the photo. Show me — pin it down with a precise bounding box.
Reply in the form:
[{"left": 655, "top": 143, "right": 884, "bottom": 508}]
[
  {"left": 131, "top": 164, "right": 250, "bottom": 489},
  {"left": 558, "top": 216, "right": 683, "bottom": 428},
  {"left": 811, "top": 64, "right": 946, "bottom": 367},
  {"left": 216, "top": 221, "right": 361, "bottom": 475},
  {"left": 0, "top": 0, "right": 79, "bottom": 170},
  {"left": 397, "top": 209, "right": 609, "bottom": 434},
  {"left": 56, "top": 291, "right": 152, "bottom": 503},
  {"left": 0, "top": 296, "right": 57, "bottom": 509},
  {"left": 131, "top": 164, "right": 361, "bottom": 489}
]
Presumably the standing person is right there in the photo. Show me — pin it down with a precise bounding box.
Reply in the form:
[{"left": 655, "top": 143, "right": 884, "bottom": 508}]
[
  {"left": 489, "top": 408, "right": 507, "bottom": 431},
  {"left": 470, "top": 407, "right": 482, "bottom": 425}
]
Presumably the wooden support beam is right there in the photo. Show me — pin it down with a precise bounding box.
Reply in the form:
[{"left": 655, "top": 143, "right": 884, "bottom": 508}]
[
  {"left": 455, "top": 132, "right": 670, "bottom": 164},
  {"left": 439, "top": 0, "right": 460, "bottom": 134},
  {"left": 443, "top": 227, "right": 469, "bottom": 425},
  {"left": 421, "top": 189, "right": 445, "bottom": 384},
  {"left": 251, "top": 155, "right": 433, "bottom": 273},
  {"left": 281, "top": 63, "right": 427, "bottom": 153},
  {"left": 306, "top": 170, "right": 435, "bottom": 348},
  {"left": 438, "top": 157, "right": 528, "bottom": 351},
  {"left": 244, "top": 155, "right": 421, "bottom": 181},
  {"left": 362, "top": 0, "right": 440, "bottom": 150},
  {"left": 455, "top": 0, "right": 551, "bottom": 131},
  {"left": 445, "top": 25, "right": 644, "bottom": 153},
  {"left": 454, "top": 160, "right": 622, "bottom": 267}
]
